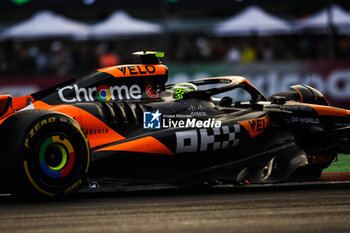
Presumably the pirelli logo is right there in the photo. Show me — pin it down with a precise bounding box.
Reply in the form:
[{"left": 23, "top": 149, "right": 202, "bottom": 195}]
[
  {"left": 25, "top": 117, "right": 56, "bottom": 148},
  {"left": 175, "top": 124, "right": 240, "bottom": 153}
]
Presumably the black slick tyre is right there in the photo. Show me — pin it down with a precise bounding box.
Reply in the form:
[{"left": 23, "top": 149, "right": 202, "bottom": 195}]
[{"left": 0, "top": 110, "right": 90, "bottom": 199}]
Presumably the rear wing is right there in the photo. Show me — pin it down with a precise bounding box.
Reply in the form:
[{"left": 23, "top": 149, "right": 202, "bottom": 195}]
[
  {"left": 0, "top": 94, "right": 33, "bottom": 120},
  {"left": 133, "top": 51, "right": 165, "bottom": 64}
]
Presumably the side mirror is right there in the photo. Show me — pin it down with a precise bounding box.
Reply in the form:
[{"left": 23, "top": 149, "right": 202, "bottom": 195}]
[{"left": 271, "top": 96, "right": 286, "bottom": 105}]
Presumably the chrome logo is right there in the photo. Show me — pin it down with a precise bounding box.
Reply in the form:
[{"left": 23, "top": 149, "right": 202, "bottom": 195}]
[
  {"left": 58, "top": 84, "right": 142, "bottom": 102},
  {"left": 97, "top": 85, "right": 111, "bottom": 101}
]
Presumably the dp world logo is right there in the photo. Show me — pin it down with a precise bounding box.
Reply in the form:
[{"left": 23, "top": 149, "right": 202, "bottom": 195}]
[{"left": 143, "top": 110, "right": 161, "bottom": 129}]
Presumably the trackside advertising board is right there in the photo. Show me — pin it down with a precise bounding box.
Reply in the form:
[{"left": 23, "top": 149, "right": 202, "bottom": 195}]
[
  {"left": 0, "top": 61, "right": 350, "bottom": 108},
  {"left": 168, "top": 61, "right": 350, "bottom": 108}
]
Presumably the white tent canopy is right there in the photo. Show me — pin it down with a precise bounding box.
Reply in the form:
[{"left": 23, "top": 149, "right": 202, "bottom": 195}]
[
  {"left": 1, "top": 11, "right": 90, "bottom": 39},
  {"left": 213, "top": 6, "right": 291, "bottom": 36},
  {"left": 297, "top": 5, "right": 350, "bottom": 35},
  {"left": 89, "top": 10, "right": 162, "bottom": 38}
]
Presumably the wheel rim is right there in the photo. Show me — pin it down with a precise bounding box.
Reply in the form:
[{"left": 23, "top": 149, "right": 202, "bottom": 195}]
[{"left": 39, "top": 135, "right": 75, "bottom": 179}]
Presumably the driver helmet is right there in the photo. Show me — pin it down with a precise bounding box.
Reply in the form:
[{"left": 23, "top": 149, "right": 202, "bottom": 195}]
[{"left": 172, "top": 83, "right": 198, "bottom": 99}]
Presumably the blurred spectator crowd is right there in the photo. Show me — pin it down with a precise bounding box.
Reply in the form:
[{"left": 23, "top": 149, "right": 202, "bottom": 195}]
[{"left": 1, "top": 35, "right": 350, "bottom": 76}]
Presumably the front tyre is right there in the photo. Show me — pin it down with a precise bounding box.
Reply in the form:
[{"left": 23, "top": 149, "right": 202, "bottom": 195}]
[{"left": 1, "top": 110, "right": 90, "bottom": 199}]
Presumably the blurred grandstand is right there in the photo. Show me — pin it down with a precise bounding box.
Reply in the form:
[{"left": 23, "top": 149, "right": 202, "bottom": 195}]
[{"left": 0, "top": 0, "right": 350, "bottom": 107}]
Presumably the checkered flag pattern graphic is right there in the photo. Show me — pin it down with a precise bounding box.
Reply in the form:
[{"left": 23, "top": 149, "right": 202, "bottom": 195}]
[{"left": 199, "top": 124, "right": 240, "bottom": 151}]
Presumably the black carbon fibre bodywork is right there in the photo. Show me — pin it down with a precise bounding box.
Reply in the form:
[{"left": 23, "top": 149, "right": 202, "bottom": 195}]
[
  {"left": 1, "top": 54, "right": 349, "bottom": 195},
  {"left": 78, "top": 95, "right": 350, "bottom": 188}
]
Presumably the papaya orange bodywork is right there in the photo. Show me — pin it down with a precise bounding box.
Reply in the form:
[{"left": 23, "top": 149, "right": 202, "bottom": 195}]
[
  {"left": 98, "top": 64, "right": 167, "bottom": 78},
  {"left": 306, "top": 104, "right": 350, "bottom": 117},
  {"left": 238, "top": 116, "right": 271, "bottom": 138},
  {"left": 96, "top": 136, "right": 174, "bottom": 155},
  {"left": 33, "top": 101, "right": 125, "bottom": 148}
]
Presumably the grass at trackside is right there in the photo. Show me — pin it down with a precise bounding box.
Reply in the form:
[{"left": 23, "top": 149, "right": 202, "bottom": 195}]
[{"left": 323, "top": 154, "right": 350, "bottom": 173}]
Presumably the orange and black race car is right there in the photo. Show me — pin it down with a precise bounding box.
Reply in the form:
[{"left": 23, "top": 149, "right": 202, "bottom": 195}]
[{"left": 0, "top": 51, "right": 349, "bottom": 198}]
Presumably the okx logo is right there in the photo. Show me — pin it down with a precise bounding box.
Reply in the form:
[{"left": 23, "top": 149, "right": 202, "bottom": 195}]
[{"left": 143, "top": 110, "right": 161, "bottom": 129}]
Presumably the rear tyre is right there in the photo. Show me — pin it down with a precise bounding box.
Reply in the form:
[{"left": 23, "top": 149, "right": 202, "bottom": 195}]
[{"left": 1, "top": 110, "right": 90, "bottom": 199}]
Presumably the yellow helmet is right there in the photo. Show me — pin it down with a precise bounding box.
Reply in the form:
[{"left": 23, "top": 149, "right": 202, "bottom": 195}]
[{"left": 172, "top": 83, "right": 198, "bottom": 99}]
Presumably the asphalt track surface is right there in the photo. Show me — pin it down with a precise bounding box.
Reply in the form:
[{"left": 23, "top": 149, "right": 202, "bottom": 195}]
[{"left": 0, "top": 184, "right": 350, "bottom": 233}]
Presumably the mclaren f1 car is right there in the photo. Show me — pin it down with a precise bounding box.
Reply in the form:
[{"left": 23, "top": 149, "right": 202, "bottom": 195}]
[{"left": 0, "top": 51, "right": 349, "bottom": 198}]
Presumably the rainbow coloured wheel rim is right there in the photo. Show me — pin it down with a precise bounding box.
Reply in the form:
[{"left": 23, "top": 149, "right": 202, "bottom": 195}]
[{"left": 39, "top": 135, "right": 75, "bottom": 179}]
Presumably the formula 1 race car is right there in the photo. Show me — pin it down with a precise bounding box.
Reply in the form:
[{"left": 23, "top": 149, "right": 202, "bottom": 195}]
[{"left": 0, "top": 51, "right": 349, "bottom": 198}]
